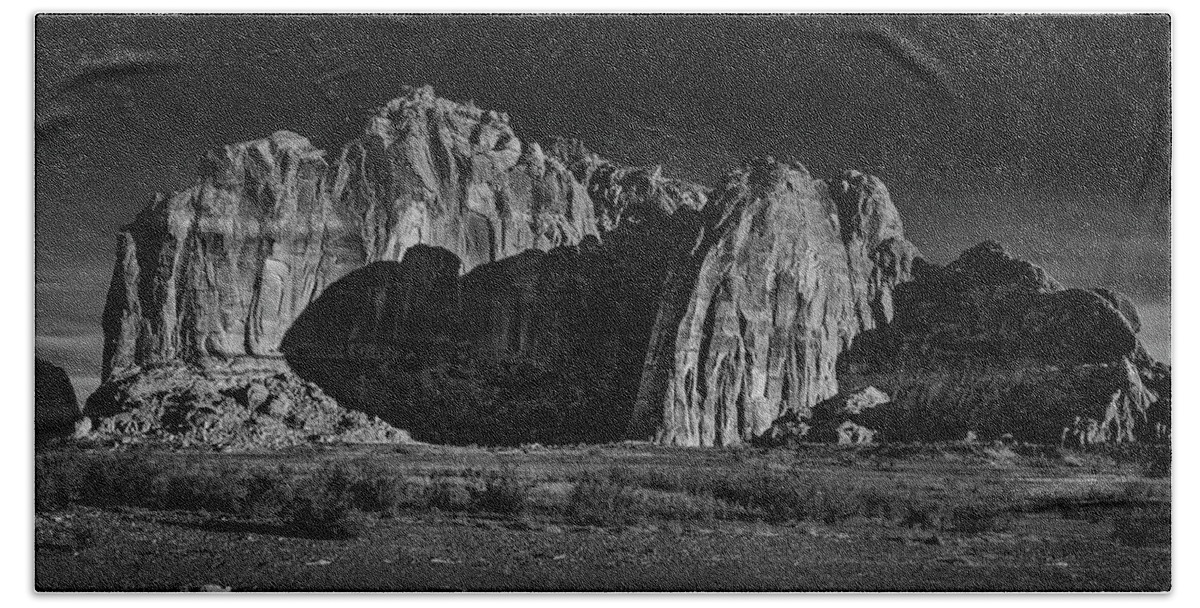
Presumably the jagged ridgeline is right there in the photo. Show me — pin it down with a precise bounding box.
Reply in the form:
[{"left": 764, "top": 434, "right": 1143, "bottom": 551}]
[{"left": 86, "top": 85, "right": 1170, "bottom": 449}]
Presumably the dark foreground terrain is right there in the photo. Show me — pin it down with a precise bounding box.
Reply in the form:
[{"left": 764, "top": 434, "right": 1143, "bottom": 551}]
[{"left": 35, "top": 442, "right": 1170, "bottom": 592}]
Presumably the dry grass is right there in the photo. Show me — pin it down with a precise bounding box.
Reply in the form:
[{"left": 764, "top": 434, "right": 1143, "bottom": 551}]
[{"left": 35, "top": 445, "right": 1169, "bottom": 538}]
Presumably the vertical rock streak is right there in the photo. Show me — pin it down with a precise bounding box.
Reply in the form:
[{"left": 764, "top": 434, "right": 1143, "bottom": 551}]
[
  {"left": 639, "top": 161, "right": 918, "bottom": 446},
  {"left": 100, "top": 86, "right": 600, "bottom": 383}
]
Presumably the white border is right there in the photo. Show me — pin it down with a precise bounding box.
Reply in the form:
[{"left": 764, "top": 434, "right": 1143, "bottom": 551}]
[{"left": 7, "top": 1, "right": 1192, "bottom": 606}]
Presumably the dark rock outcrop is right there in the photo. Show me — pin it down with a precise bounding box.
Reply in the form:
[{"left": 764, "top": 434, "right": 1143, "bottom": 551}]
[
  {"left": 830, "top": 241, "right": 1170, "bottom": 445},
  {"left": 632, "top": 159, "right": 919, "bottom": 446},
  {"left": 35, "top": 358, "right": 82, "bottom": 438}
]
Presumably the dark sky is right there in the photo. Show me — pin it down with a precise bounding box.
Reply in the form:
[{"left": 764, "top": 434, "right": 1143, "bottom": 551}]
[{"left": 34, "top": 14, "right": 1171, "bottom": 394}]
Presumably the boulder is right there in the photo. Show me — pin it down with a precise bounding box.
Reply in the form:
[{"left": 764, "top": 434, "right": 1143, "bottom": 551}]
[
  {"left": 632, "top": 159, "right": 918, "bottom": 446},
  {"left": 35, "top": 358, "right": 82, "bottom": 437},
  {"left": 755, "top": 386, "right": 889, "bottom": 446}
]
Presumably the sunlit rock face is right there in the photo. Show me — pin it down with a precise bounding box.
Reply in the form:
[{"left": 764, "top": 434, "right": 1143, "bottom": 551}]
[
  {"left": 633, "top": 159, "right": 919, "bottom": 446},
  {"left": 329, "top": 86, "right": 597, "bottom": 273},
  {"left": 99, "top": 86, "right": 601, "bottom": 383},
  {"left": 91, "top": 87, "right": 606, "bottom": 445},
  {"left": 832, "top": 241, "right": 1170, "bottom": 445}
]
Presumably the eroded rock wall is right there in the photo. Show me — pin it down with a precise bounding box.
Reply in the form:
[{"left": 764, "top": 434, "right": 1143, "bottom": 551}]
[
  {"left": 634, "top": 159, "right": 919, "bottom": 446},
  {"left": 100, "top": 86, "right": 601, "bottom": 385},
  {"left": 91, "top": 87, "right": 608, "bottom": 445}
]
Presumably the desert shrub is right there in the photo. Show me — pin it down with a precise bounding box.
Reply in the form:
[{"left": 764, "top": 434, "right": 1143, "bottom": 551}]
[
  {"left": 282, "top": 466, "right": 367, "bottom": 539},
  {"left": 708, "top": 468, "right": 814, "bottom": 522},
  {"left": 76, "top": 450, "right": 161, "bottom": 508},
  {"left": 150, "top": 464, "right": 247, "bottom": 513},
  {"left": 349, "top": 471, "right": 421, "bottom": 516},
  {"left": 567, "top": 475, "right": 645, "bottom": 525},
  {"left": 470, "top": 471, "right": 531, "bottom": 516},
  {"left": 35, "top": 451, "right": 87, "bottom": 511},
  {"left": 946, "top": 504, "right": 1010, "bottom": 534},
  {"left": 853, "top": 485, "right": 910, "bottom": 521},
  {"left": 899, "top": 498, "right": 949, "bottom": 530},
  {"left": 241, "top": 467, "right": 296, "bottom": 519},
  {"left": 426, "top": 474, "right": 473, "bottom": 512}
]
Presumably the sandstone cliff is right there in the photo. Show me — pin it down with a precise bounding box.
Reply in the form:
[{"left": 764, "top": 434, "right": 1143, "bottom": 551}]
[
  {"left": 829, "top": 241, "right": 1170, "bottom": 445},
  {"left": 91, "top": 86, "right": 702, "bottom": 446},
  {"left": 99, "top": 86, "right": 597, "bottom": 383},
  {"left": 632, "top": 159, "right": 919, "bottom": 446},
  {"left": 279, "top": 148, "right": 709, "bottom": 444},
  {"left": 88, "top": 86, "right": 1168, "bottom": 449}
]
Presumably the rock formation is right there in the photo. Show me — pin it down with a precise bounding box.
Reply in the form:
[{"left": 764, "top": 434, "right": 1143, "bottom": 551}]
[
  {"left": 631, "top": 159, "right": 919, "bottom": 446},
  {"left": 91, "top": 86, "right": 703, "bottom": 446},
  {"left": 91, "top": 85, "right": 601, "bottom": 446},
  {"left": 280, "top": 149, "right": 709, "bottom": 444},
  {"left": 87, "top": 85, "right": 1169, "bottom": 449},
  {"left": 829, "top": 241, "right": 1170, "bottom": 445},
  {"left": 35, "top": 358, "right": 82, "bottom": 438},
  {"left": 85, "top": 368, "right": 409, "bottom": 450},
  {"left": 98, "top": 86, "right": 596, "bottom": 383}
]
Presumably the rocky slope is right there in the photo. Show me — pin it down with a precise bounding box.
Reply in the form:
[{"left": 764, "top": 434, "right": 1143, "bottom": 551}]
[
  {"left": 825, "top": 241, "right": 1170, "bottom": 445},
  {"left": 630, "top": 159, "right": 919, "bottom": 446},
  {"left": 35, "top": 358, "right": 83, "bottom": 438},
  {"left": 85, "top": 368, "right": 408, "bottom": 450}
]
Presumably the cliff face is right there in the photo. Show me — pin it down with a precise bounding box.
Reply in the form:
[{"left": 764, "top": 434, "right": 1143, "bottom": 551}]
[
  {"left": 89, "top": 87, "right": 609, "bottom": 447},
  {"left": 329, "top": 87, "right": 596, "bottom": 272},
  {"left": 99, "top": 86, "right": 598, "bottom": 385},
  {"left": 92, "top": 86, "right": 705, "bottom": 446},
  {"left": 89, "top": 86, "right": 1167, "bottom": 449},
  {"left": 832, "top": 241, "right": 1170, "bottom": 445},
  {"left": 632, "top": 159, "right": 919, "bottom": 446},
  {"left": 279, "top": 156, "right": 709, "bottom": 444}
]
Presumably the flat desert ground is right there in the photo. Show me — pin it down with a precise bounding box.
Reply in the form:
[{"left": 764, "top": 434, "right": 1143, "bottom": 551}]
[{"left": 35, "top": 442, "right": 1170, "bottom": 592}]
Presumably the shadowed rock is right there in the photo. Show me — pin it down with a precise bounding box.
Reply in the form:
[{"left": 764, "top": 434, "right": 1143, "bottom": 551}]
[
  {"left": 35, "top": 358, "right": 82, "bottom": 438},
  {"left": 281, "top": 156, "right": 708, "bottom": 445},
  {"left": 828, "top": 241, "right": 1170, "bottom": 445}
]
